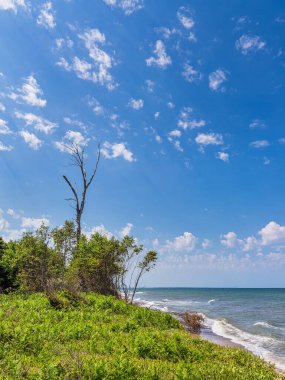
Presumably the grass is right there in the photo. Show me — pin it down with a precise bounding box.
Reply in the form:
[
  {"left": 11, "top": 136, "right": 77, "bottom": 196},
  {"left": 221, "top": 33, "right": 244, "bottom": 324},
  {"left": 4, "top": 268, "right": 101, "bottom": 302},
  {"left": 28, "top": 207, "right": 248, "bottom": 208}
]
[{"left": 0, "top": 291, "right": 282, "bottom": 379}]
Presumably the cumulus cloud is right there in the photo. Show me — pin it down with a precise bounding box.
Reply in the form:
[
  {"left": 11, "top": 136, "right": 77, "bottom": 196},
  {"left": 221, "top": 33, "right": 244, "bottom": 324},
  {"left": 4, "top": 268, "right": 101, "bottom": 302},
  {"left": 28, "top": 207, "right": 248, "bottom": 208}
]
[
  {"left": 9, "top": 74, "right": 47, "bottom": 107},
  {"left": 0, "top": 209, "right": 10, "bottom": 230},
  {"left": 0, "top": 102, "right": 6, "bottom": 112},
  {"left": 221, "top": 232, "right": 243, "bottom": 249},
  {"left": 120, "top": 222, "right": 133, "bottom": 237},
  {"left": 168, "top": 130, "right": 183, "bottom": 152},
  {"left": 146, "top": 40, "right": 172, "bottom": 69},
  {"left": 177, "top": 6, "right": 195, "bottom": 29},
  {"left": 195, "top": 133, "right": 223, "bottom": 146},
  {"left": 55, "top": 130, "right": 89, "bottom": 152},
  {"left": 182, "top": 64, "right": 202, "bottom": 83},
  {"left": 168, "top": 129, "right": 181, "bottom": 138},
  {"left": 209, "top": 69, "right": 227, "bottom": 92},
  {"left": 0, "top": 119, "right": 12, "bottom": 135},
  {"left": 102, "top": 0, "right": 144, "bottom": 15},
  {"left": 128, "top": 98, "right": 144, "bottom": 110},
  {"left": 37, "top": 2, "right": 56, "bottom": 29},
  {"left": 259, "top": 221, "right": 285, "bottom": 246},
  {"left": 0, "top": 141, "right": 13, "bottom": 151},
  {"left": 0, "top": 0, "right": 27, "bottom": 12},
  {"left": 15, "top": 112, "right": 57, "bottom": 134},
  {"left": 21, "top": 217, "right": 49, "bottom": 229},
  {"left": 164, "top": 232, "right": 198, "bottom": 253},
  {"left": 19, "top": 130, "right": 43, "bottom": 150},
  {"left": 57, "top": 28, "right": 116, "bottom": 90},
  {"left": 102, "top": 141, "right": 134, "bottom": 161},
  {"left": 177, "top": 107, "right": 206, "bottom": 130},
  {"left": 217, "top": 151, "right": 229, "bottom": 162},
  {"left": 235, "top": 34, "right": 266, "bottom": 55},
  {"left": 250, "top": 140, "right": 270, "bottom": 148}
]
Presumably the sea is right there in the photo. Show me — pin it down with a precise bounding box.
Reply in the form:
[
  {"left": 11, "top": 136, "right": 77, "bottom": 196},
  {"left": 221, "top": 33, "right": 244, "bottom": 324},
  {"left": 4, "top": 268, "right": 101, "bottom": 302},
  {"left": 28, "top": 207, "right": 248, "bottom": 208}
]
[{"left": 135, "top": 288, "right": 285, "bottom": 370}]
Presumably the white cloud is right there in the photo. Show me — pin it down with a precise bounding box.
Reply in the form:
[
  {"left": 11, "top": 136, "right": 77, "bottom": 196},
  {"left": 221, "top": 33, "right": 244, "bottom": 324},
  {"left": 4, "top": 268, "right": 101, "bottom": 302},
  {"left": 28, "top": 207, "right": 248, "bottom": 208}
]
[
  {"left": 55, "top": 130, "right": 89, "bottom": 152},
  {"left": 0, "top": 119, "right": 12, "bottom": 135},
  {"left": 217, "top": 151, "right": 229, "bottom": 162},
  {"left": 235, "top": 34, "right": 266, "bottom": 55},
  {"left": 21, "top": 217, "right": 49, "bottom": 229},
  {"left": 164, "top": 232, "right": 198, "bottom": 253},
  {"left": 259, "top": 221, "right": 285, "bottom": 246},
  {"left": 15, "top": 112, "right": 57, "bottom": 134},
  {"left": 146, "top": 40, "right": 172, "bottom": 69},
  {"left": 202, "top": 239, "right": 211, "bottom": 249},
  {"left": 120, "top": 222, "right": 133, "bottom": 237},
  {"left": 9, "top": 74, "right": 46, "bottom": 107},
  {"left": 168, "top": 129, "right": 181, "bottom": 138},
  {"left": 209, "top": 69, "right": 227, "bottom": 92},
  {"left": 102, "top": 0, "right": 144, "bottom": 15},
  {"left": 0, "top": 209, "right": 10, "bottom": 230},
  {"left": 249, "top": 119, "right": 266, "bottom": 129},
  {"left": 221, "top": 232, "right": 243, "bottom": 248},
  {"left": 85, "top": 224, "right": 113, "bottom": 239},
  {"left": 177, "top": 7, "right": 195, "bottom": 29},
  {"left": 0, "top": 102, "right": 5, "bottom": 112},
  {"left": 37, "top": 2, "right": 56, "bottom": 29},
  {"left": 250, "top": 140, "right": 270, "bottom": 148},
  {"left": 182, "top": 64, "right": 202, "bottom": 83},
  {"left": 177, "top": 107, "right": 206, "bottom": 130},
  {"left": 195, "top": 133, "right": 223, "bottom": 146},
  {"left": 102, "top": 141, "right": 134, "bottom": 161},
  {"left": 155, "top": 27, "right": 180, "bottom": 39},
  {"left": 128, "top": 98, "right": 144, "bottom": 110},
  {"left": 155, "top": 135, "right": 162, "bottom": 143},
  {"left": 87, "top": 97, "right": 104, "bottom": 115},
  {"left": 154, "top": 111, "right": 160, "bottom": 119},
  {"left": 7, "top": 208, "right": 21, "bottom": 219},
  {"left": 58, "top": 28, "right": 116, "bottom": 90},
  {"left": 0, "top": 0, "right": 27, "bottom": 12},
  {"left": 0, "top": 141, "right": 13, "bottom": 151},
  {"left": 167, "top": 101, "right": 175, "bottom": 109},
  {"left": 145, "top": 79, "right": 155, "bottom": 93},
  {"left": 19, "top": 130, "right": 43, "bottom": 150}
]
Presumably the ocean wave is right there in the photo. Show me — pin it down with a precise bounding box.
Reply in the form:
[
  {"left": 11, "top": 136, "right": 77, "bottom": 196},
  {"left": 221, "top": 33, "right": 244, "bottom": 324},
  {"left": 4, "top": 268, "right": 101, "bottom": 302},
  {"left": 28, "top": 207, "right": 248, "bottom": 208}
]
[
  {"left": 208, "top": 299, "right": 216, "bottom": 304},
  {"left": 206, "top": 317, "right": 285, "bottom": 370},
  {"left": 254, "top": 321, "right": 285, "bottom": 331}
]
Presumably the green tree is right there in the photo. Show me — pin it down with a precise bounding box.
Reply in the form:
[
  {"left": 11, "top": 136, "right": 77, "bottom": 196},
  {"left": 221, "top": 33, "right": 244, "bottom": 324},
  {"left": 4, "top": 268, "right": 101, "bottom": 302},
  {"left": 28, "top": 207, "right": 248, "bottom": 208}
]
[
  {"left": 52, "top": 220, "right": 77, "bottom": 265},
  {"left": 0, "top": 237, "right": 11, "bottom": 291}
]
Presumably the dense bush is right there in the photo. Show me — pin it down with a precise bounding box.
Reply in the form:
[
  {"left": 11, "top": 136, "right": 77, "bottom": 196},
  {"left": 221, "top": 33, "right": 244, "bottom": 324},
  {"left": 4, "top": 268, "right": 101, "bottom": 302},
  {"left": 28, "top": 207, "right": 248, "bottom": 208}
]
[
  {"left": 0, "top": 221, "right": 157, "bottom": 299},
  {"left": 0, "top": 292, "right": 280, "bottom": 380}
]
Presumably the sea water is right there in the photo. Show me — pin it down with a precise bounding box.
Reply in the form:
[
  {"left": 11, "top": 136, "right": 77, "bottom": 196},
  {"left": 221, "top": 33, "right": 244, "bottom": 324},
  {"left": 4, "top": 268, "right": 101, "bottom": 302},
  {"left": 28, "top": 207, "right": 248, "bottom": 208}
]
[{"left": 135, "top": 288, "right": 285, "bottom": 370}]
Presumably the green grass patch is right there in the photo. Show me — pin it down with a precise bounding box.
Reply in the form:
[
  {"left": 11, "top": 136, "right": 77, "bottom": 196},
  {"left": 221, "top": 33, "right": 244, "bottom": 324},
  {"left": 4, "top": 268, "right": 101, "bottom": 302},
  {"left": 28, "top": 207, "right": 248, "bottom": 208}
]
[{"left": 0, "top": 292, "right": 282, "bottom": 379}]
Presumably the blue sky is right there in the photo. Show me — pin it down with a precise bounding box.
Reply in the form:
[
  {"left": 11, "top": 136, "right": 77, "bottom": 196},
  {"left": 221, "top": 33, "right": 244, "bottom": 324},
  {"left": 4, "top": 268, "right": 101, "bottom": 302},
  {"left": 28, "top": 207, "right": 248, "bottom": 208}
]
[{"left": 1, "top": 0, "right": 285, "bottom": 287}]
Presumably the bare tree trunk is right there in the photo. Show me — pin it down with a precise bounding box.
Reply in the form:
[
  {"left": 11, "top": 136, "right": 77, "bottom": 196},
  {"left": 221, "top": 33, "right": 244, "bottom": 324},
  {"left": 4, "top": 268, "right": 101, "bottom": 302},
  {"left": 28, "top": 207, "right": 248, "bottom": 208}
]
[{"left": 63, "top": 144, "right": 100, "bottom": 243}]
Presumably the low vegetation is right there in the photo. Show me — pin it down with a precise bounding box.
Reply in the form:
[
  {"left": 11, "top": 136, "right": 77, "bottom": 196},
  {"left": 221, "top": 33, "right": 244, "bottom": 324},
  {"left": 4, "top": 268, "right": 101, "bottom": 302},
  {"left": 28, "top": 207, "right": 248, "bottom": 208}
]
[{"left": 0, "top": 292, "right": 281, "bottom": 379}]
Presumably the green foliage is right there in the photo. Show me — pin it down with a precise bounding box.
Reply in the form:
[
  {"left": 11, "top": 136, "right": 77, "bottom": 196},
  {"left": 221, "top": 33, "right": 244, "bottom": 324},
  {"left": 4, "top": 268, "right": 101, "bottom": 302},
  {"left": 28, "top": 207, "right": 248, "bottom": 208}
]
[
  {"left": 0, "top": 292, "right": 281, "bottom": 379},
  {"left": 0, "top": 237, "right": 11, "bottom": 291}
]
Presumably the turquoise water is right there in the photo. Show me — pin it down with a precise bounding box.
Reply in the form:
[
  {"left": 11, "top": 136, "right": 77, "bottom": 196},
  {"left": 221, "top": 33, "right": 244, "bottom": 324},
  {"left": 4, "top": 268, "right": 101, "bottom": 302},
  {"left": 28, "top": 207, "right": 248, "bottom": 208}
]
[{"left": 135, "top": 288, "right": 285, "bottom": 370}]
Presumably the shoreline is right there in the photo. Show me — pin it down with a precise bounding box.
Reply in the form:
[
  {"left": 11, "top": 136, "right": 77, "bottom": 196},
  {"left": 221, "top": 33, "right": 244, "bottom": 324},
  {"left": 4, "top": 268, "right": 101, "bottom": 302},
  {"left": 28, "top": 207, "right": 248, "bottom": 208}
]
[{"left": 134, "top": 300, "right": 284, "bottom": 376}]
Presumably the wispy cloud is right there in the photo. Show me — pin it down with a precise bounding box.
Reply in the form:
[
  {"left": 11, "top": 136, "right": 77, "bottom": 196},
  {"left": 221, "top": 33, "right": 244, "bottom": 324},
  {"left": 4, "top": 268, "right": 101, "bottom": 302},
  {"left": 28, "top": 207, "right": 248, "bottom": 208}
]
[
  {"left": 15, "top": 112, "right": 57, "bottom": 134},
  {"left": 0, "top": 0, "right": 27, "bottom": 12},
  {"left": 128, "top": 98, "right": 144, "bottom": 110},
  {"left": 102, "top": 0, "right": 144, "bottom": 15},
  {"left": 235, "top": 34, "right": 266, "bottom": 55},
  {"left": 0, "top": 141, "right": 13, "bottom": 151},
  {"left": 0, "top": 119, "right": 12, "bottom": 135},
  {"left": 182, "top": 64, "right": 202, "bottom": 83},
  {"left": 37, "top": 2, "right": 56, "bottom": 29},
  {"left": 250, "top": 140, "right": 270, "bottom": 148},
  {"left": 19, "top": 130, "right": 43, "bottom": 150},
  {"left": 209, "top": 69, "right": 227, "bottom": 92},
  {"left": 146, "top": 40, "right": 172, "bottom": 69},
  {"left": 9, "top": 74, "right": 47, "bottom": 107}
]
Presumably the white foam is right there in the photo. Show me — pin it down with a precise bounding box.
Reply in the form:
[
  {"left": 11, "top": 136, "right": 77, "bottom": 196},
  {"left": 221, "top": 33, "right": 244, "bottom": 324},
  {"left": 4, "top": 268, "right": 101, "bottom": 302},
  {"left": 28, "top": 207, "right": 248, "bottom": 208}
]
[
  {"left": 208, "top": 299, "right": 216, "bottom": 304},
  {"left": 254, "top": 321, "right": 285, "bottom": 331},
  {"left": 206, "top": 317, "right": 285, "bottom": 370}
]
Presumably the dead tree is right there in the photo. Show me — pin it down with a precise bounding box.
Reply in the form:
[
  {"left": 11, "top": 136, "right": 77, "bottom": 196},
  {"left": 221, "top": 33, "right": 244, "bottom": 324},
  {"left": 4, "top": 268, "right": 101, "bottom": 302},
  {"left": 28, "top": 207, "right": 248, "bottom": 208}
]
[{"left": 63, "top": 144, "right": 100, "bottom": 243}]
